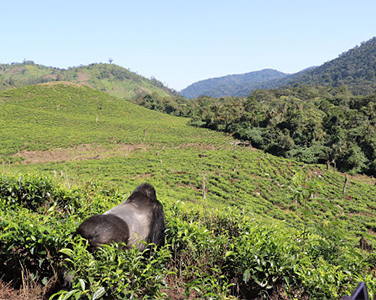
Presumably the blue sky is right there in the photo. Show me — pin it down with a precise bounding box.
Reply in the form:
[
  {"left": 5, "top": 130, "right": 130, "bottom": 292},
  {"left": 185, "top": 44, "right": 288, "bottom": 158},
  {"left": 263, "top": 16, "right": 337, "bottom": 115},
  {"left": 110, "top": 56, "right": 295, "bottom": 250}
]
[{"left": 1, "top": 0, "right": 376, "bottom": 90}]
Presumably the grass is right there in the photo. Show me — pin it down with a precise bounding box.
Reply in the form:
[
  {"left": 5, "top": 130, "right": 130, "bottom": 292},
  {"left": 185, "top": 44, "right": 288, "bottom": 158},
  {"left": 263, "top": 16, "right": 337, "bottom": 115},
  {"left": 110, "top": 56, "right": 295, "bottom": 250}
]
[{"left": 0, "top": 83, "right": 232, "bottom": 157}]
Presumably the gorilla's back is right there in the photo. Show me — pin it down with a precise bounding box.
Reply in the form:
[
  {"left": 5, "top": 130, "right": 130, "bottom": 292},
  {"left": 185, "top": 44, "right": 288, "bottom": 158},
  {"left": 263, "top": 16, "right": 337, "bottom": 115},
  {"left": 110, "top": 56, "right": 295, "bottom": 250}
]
[{"left": 104, "top": 202, "right": 151, "bottom": 249}]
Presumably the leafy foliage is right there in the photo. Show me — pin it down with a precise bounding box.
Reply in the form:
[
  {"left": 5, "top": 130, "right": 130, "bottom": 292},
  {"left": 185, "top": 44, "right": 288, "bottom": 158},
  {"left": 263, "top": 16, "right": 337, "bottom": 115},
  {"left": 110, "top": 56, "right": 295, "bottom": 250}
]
[
  {"left": 189, "top": 85, "right": 376, "bottom": 175},
  {"left": 0, "top": 174, "right": 80, "bottom": 213},
  {"left": 54, "top": 240, "right": 171, "bottom": 299},
  {"left": 0, "top": 174, "right": 375, "bottom": 299}
]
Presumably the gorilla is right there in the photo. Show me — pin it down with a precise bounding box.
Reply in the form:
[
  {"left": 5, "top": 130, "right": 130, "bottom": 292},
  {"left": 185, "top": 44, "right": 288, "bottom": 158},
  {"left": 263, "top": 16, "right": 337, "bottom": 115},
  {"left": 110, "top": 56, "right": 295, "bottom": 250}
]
[
  {"left": 76, "top": 183, "right": 165, "bottom": 251},
  {"left": 47, "top": 183, "right": 165, "bottom": 295}
]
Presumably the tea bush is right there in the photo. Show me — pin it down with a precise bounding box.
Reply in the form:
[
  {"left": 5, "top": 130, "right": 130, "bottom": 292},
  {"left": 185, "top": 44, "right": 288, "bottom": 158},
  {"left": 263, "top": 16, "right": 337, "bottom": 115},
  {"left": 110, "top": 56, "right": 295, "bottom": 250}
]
[
  {"left": 53, "top": 240, "right": 171, "bottom": 299},
  {"left": 0, "top": 174, "right": 81, "bottom": 213},
  {"left": 1, "top": 174, "right": 375, "bottom": 299}
]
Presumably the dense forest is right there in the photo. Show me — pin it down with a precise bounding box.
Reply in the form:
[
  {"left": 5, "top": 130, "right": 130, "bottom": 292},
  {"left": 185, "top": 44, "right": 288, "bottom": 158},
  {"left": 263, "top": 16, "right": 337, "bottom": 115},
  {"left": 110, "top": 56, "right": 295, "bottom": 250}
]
[{"left": 189, "top": 86, "right": 376, "bottom": 175}]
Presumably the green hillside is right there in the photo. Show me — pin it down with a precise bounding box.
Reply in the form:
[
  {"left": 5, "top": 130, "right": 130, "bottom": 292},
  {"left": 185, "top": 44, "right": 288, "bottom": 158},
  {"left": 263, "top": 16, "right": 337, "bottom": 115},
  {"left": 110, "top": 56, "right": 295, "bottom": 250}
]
[
  {"left": 1, "top": 84, "right": 376, "bottom": 299},
  {"left": 0, "top": 82, "right": 222, "bottom": 160},
  {"left": 266, "top": 37, "right": 376, "bottom": 95},
  {"left": 0, "top": 61, "right": 177, "bottom": 100}
]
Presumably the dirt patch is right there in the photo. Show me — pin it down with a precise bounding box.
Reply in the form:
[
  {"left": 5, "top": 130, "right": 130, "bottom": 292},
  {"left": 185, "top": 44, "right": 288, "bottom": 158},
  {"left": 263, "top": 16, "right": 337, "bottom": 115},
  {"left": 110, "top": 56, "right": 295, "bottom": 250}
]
[
  {"left": 175, "top": 143, "right": 219, "bottom": 151},
  {"left": 8, "top": 66, "right": 24, "bottom": 75},
  {"left": 77, "top": 72, "right": 90, "bottom": 82},
  {"left": 41, "top": 74, "right": 59, "bottom": 80},
  {"left": 0, "top": 279, "right": 44, "bottom": 300},
  {"left": 132, "top": 173, "right": 153, "bottom": 180},
  {"left": 138, "top": 86, "right": 151, "bottom": 94},
  {"left": 14, "top": 143, "right": 147, "bottom": 164}
]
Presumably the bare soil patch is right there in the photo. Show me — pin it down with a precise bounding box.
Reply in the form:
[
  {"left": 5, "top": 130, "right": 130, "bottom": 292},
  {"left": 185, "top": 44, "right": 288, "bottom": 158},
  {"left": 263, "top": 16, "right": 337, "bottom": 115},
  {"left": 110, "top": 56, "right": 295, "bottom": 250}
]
[
  {"left": 0, "top": 279, "right": 44, "bottom": 300},
  {"left": 175, "top": 143, "right": 219, "bottom": 151},
  {"left": 77, "top": 72, "right": 90, "bottom": 82},
  {"left": 12, "top": 142, "right": 232, "bottom": 165},
  {"left": 14, "top": 144, "right": 147, "bottom": 165}
]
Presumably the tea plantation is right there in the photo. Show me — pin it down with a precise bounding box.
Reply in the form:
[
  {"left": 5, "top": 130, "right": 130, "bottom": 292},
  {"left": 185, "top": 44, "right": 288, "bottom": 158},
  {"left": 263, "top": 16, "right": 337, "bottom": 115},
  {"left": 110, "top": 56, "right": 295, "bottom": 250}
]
[{"left": 1, "top": 83, "right": 376, "bottom": 299}]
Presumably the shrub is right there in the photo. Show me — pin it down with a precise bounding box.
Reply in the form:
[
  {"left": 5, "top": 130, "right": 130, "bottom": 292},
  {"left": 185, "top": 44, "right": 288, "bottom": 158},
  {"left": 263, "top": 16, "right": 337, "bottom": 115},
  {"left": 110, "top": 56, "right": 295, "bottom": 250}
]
[{"left": 52, "top": 239, "right": 171, "bottom": 299}]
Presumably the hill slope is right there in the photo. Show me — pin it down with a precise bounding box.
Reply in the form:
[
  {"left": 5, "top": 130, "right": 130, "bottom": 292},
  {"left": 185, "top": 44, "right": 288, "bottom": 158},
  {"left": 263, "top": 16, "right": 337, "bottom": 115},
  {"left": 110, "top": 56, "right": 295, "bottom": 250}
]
[
  {"left": 181, "top": 69, "right": 287, "bottom": 99},
  {"left": 0, "top": 82, "right": 230, "bottom": 161},
  {"left": 1, "top": 83, "right": 376, "bottom": 299},
  {"left": 0, "top": 62, "right": 178, "bottom": 100},
  {"left": 266, "top": 36, "right": 376, "bottom": 95}
]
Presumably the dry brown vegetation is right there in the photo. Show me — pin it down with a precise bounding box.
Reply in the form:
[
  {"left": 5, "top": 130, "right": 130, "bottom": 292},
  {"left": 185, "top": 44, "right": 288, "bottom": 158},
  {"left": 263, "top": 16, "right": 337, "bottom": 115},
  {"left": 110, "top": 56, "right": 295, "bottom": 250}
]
[{"left": 13, "top": 143, "right": 147, "bottom": 165}]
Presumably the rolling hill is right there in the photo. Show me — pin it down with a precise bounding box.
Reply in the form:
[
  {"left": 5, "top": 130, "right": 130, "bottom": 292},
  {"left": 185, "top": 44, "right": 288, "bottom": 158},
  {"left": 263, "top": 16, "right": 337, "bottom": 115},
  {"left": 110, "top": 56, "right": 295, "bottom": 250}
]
[
  {"left": 0, "top": 82, "right": 225, "bottom": 160},
  {"left": 1, "top": 83, "right": 376, "bottom": 299},
  {"left": 0, "top": 61, "right": 178, "bottom": 100}
]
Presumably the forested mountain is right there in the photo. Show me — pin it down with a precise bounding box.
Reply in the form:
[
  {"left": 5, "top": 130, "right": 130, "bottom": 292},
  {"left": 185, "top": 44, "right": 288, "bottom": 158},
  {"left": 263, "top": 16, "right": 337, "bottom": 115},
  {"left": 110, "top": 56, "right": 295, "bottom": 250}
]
[
  {"left": 0, "top": 61, "right": 178, "bottom": 100},
  {"left": 180, "top": 69, "right": 288, "bottom": 99},
  {"left": 182, "top": 37, "right": 376, "bottom": 98},
  {"left": 267, "top": 37, "right": 376, "bottom": 95}
]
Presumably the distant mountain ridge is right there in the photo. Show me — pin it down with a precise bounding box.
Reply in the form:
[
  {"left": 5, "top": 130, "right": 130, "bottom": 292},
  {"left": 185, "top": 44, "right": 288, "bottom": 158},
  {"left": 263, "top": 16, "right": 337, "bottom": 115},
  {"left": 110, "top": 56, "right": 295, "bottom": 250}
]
[
  {"left": 0, "top": 62, "right": 178, "bottom": 100},
  {"left": 265, "top": 37, "right": 376, "bottom": 95},
  {"left": 182, "top": 36, "right": 376, "bottom": 98},
  {"left": 181, "top": 69, "right": 288, "bottom": 99}
]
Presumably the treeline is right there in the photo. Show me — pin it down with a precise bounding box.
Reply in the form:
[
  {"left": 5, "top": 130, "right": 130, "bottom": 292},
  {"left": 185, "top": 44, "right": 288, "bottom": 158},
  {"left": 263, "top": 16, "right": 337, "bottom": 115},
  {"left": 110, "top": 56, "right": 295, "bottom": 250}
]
[
  {"left": 141, "top": 85, "right": 376, "bottom": 175},
  {"left": 191, "top": 85, "right": 376, "bottom": 174},
  {"left": 130, "top": 92, "right": 193, "bottom": 116}
]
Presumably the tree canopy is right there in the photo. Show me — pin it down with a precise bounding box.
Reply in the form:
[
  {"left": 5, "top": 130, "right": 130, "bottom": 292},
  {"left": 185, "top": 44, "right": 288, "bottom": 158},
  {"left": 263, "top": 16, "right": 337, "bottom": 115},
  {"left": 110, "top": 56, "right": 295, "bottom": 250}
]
[{"left": 188, "top": 85, "right": 376, "bottom": 175}]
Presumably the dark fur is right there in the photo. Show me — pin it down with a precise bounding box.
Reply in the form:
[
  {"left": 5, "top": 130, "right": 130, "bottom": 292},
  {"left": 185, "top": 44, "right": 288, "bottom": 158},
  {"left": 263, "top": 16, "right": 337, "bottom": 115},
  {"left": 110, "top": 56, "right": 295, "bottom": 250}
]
[
  {"left": 76, "top": 214, "right": 130, "bottom": 251},
  {"left": 76, "top": 183, "right": 165, "bottom": 251}
]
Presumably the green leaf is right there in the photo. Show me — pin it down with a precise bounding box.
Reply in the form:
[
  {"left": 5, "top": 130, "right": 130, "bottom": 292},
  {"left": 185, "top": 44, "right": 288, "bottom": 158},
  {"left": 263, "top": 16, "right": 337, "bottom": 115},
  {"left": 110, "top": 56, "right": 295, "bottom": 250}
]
[
  {"left": 60, "top": 289, "right": 78, "bottom": 300},
  {"left": 243, "top": 269, "right": 251, "bottom": 283},
  {"left": 60, "top": 248, "right": 74, "bottom": 256},
  {"left": 79, "top": 279, "right": 86, "bottom": 291},
  {"left": 92, "top": 287, "right": 106, "bottom": 300}
]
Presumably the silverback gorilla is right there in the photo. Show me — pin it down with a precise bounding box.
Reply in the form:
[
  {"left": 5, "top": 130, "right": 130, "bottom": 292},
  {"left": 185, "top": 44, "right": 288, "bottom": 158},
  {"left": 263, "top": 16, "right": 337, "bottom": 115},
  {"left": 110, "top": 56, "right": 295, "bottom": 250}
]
[{"left": 76, "top": 183, "right": 165, "bottom": 251}]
